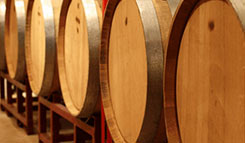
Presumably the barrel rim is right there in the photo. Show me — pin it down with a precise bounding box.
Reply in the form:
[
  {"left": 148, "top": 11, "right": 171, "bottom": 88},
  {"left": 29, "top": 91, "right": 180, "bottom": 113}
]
[
  {"left": 0, "top": 0, "right": 6, "bottom": 71},
  {"left": 25, "top": 0, "right": 57, "bottom": 96},
  {"left": 164, "top": 0, "right": 245, "bottom": 142},
  {"left": 58, "top": 0, "right": 101, "bottom": 117},
  {"left": 5, "top": 0, "right": 26, "bottom": 81},
  {"left": 100, "top": 0, "right": 165, "bottom": 142}
]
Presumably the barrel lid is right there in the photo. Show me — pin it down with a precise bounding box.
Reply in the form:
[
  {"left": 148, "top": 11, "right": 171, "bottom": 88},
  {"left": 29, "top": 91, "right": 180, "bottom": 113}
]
[
  {"left": 0, "top": 0, "right": 6, "bottom": 71},
  {"left": 100, "top": 0, "right": 169, "bottom": 142},
  {"left": 5, "top": 0, "right": 27, "bottom": 81},
  {"left": 165, "top": 0, "right": 245, "bottom": 142},
  {"left": 58, "top": 0, "right": 101, "bottom": 117},
  {"left": 25, "top": 0, "right": 61, "bottom": 96}
]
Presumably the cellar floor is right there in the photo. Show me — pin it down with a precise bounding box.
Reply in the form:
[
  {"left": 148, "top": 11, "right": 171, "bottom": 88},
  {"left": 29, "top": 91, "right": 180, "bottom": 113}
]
[{"left": 0, "top": 110, "right": 38, "bottom": 143}]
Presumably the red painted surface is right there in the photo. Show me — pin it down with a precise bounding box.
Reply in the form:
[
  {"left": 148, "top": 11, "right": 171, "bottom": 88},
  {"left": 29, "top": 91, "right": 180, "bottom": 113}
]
[
  {"left": 102, "top": 0, "right": 108, "bottom": 14},
  {"left": 107, "top": 128, "right": 112, "bottom": 143}
]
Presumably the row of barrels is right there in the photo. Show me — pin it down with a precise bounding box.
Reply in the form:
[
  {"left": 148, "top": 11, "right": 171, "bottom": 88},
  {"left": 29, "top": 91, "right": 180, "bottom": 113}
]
[{"left": 0, "top": 0, "right": 244, "bottom": 142}]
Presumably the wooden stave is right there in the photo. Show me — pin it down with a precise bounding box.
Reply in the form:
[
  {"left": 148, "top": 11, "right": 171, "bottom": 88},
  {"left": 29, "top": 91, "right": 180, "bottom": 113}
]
[
  {"left": 164, "top": 0, "right": 245, "bottom": 142},
  {"left": 167, "top": 0, "right": 180, "bottom": 17},
  {"left": 100, "top": 0, "right": 173, "bottom": 142},
  {"left": 25, "top": 0, "right": 60, "bottom": 96},
  {"left": 5, "top": 0, "right": 27, "bottom": 81},
  {"left": 0, "top": 0, "right": 6, "bottom": 71},
  {"left": 58, "top": 0, "right": 101, "bottom": 117},
  {"left": 152, "top": 0, "right": 180, "bottom": 142}
]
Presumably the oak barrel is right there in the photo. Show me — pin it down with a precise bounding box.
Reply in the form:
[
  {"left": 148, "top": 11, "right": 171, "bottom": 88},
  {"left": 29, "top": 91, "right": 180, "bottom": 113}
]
[
  {"left": 58, "top": 0, "right": 102, "bottom": 117},
  {"left": 25, "top": 0, "right": 62, "bottom": 96},
  {"left": 0, "top": 0, "right": 6, "bottom": 71},
  {"left": 165, "top": 0, "right": 245, "bottom": 142},
  {"left": 5, "top": 0, "right": 28, "bottom": 81},
  {"left": 100, "top": 0, "right": 174, "bottom": 142}
]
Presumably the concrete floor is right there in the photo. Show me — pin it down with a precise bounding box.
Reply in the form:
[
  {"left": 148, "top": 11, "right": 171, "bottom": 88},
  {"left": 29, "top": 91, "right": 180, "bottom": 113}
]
[{"left": 0, "top": 110, "right": 38, "bottom": 143}]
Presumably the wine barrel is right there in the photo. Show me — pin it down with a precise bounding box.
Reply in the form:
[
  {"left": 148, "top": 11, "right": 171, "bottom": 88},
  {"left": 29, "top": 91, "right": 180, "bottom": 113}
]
[
  {"left": 165, "top": 0, "right": 245, "bottom": 142},
  {"left": 58, "top": 0, "right": 102, "bottom": 117},
  {"left": 25, "top": 0, "right": 62, "bottom": 96},
  {"left": 100, "top": 0, "right": 173, "bottom": 142},
  {"left": 0, "top": 0, "right": 6, "bottom": 71},
  {"left": 5, "top": 0, "right": 28, "bottom": 81},
  {"left": 167, "top": 0, "right": 179, "bottom": 16}
]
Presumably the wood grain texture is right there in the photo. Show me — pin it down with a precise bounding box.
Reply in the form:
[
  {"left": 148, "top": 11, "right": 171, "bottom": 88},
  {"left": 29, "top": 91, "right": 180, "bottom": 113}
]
[
  {"left": 166, "top": 0, "right": 180, "bottom": 16},
  {"left": 109, "top": 0, "right": 147, "bottom": 142},
  {"left": 151, "top": 0, "right": 173, "bottom": 142},
  {"left": 100, "top": 0, "right": 172, "bottom": 142},
  {"left": 25, "top": 0, "right": 62, "bottom": 96},
  {"left": 58, "top": 0, "right": 101, "bottom": 117},
  {"left": 152, "top": 0, "right": 172, "bottom": 58},
  {"left": 52, "top": 0, "right": 62, "bottom": 44},
  {"left": 5, "top": 0, "right": 28, "bottom": 81},
  {"left": 164, "top": 0, "right": 245, "bottom": 142},
  {"left": 0, "top": 0, "right": 6, "bottom": 71}
]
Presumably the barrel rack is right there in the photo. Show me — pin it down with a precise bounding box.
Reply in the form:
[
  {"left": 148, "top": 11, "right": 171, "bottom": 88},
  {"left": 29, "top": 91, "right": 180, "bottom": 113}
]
[
  {"left": 0, "top": 71, "right": 36, "bottom": 135},
  {"left": 38, "top": 94, "right": 102, "bottom": 143}
]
